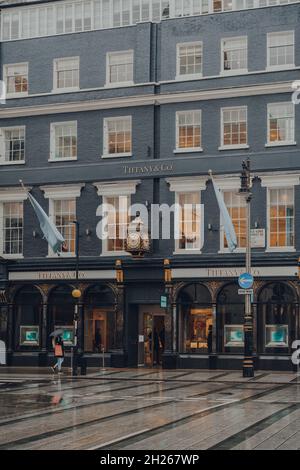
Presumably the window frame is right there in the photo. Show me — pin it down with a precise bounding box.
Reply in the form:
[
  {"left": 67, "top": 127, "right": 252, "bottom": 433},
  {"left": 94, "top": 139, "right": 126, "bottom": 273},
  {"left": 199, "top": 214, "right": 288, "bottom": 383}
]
[
  {"left": 0, "top": 125, "right": 26, "bottom": 165},
  {"left": 0, "top": 199, "right": 24, "bottom": 259},
  {"left": 102, "top": 115, "right": 132, "bottom": 158},
  {"left": 266, "top": 30, "right": 295, "bottom": 71},
  {"left": 220, "top": 106, "right": 249, "bottom": 150},
  {"left": 3, "top": 62, "right": 29, "bottom": 98},
  {"left": 52, "top": 56, "right": 80, "bottom": 93},
  {"left": 102, "top": 194, "right": 130, "bottom": 255},
  {"left": 175, "top": 110, "right": 202, "bottom": 153},
  {"left": 105, "top": 50, "right": 134, "bottom": 88},
  {"left": 266, "top": 102, "right": 295, "bottom": 147},
  {"left": 219, "top": 188, "right": 247, "bottom": 253},
  {"left": 174, "top": 190, "right": 203, "bottom": 254},
  {"left": 220, "top": 36, "right": 248, "bottom": 75},
  {"left": 266, "top": 186, "right": 295, "bottom": 252},
  {"left": 48, "top": 198, "right": 76, "bottom": 257},
  {"left": 49, "top": 120, "right": 78, "bottom": 162},
  {"left": 176, "top": 41, "right": 203, "bottom": 81}
]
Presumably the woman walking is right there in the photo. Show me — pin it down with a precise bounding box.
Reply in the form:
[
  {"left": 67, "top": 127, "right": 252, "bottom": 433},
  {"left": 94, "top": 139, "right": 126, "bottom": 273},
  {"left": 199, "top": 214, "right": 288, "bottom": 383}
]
[{"left": 51, "top": 334, "right": 65, "bottom": 374}]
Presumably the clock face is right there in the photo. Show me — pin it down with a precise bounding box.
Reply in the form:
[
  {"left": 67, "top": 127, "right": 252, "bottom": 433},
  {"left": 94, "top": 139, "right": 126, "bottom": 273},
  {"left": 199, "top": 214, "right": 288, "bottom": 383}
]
[{"left": 127, "top": 232, "right": 141, "bottom": 250}]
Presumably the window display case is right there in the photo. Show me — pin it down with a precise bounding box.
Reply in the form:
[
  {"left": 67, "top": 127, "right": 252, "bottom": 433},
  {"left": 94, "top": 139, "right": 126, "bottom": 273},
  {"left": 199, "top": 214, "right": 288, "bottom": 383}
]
[
  {"left": 20, "top": 326, "right": 39, "bottom": 346},
  {"left": 224, "top": 325, "right": 244, "bottom": 347}
]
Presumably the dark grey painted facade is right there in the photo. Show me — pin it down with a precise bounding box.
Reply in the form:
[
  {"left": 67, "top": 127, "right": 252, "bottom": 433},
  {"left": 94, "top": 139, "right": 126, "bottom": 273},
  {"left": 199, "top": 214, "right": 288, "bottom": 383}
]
[{"left": 0, "top": 2, "right": 299, "bottom": 371}]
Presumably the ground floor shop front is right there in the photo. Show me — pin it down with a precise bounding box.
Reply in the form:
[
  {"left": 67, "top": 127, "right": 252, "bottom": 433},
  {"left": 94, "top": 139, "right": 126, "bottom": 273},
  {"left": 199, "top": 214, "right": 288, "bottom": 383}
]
[{"left": 0, "top": 263, "right": 299, "bottom": 371}]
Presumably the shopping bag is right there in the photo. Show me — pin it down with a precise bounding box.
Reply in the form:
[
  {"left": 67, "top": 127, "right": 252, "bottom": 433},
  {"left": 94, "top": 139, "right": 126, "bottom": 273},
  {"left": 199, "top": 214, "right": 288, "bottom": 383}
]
[{"left": 54, "top": 344, "right": 63, "bottom": 357}]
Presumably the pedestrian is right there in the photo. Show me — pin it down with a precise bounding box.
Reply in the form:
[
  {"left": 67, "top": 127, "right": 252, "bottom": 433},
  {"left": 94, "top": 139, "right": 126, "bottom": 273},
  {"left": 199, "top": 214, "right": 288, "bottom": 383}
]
[{"left": 51, "top": 334, "right": 64, "bottom": 373}]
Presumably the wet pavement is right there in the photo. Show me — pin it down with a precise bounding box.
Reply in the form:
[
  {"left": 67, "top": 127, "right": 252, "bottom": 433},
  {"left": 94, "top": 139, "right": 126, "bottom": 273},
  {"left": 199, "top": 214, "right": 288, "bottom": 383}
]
[{"left": 0, "top": 367, "right": 300, "bottom": 450}]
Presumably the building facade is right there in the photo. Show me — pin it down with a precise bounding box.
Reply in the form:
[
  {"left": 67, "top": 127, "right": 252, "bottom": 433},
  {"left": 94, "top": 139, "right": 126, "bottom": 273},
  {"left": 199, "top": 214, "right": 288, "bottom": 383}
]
[{"left": 0, "top": 0, "right": 299, "bottom": 370}]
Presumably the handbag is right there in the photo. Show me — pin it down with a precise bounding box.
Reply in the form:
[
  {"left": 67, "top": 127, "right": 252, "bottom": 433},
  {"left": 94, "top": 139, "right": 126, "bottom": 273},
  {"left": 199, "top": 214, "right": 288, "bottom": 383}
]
[{"left": 54, "top": 344, "right": 63, "bottom": 357}]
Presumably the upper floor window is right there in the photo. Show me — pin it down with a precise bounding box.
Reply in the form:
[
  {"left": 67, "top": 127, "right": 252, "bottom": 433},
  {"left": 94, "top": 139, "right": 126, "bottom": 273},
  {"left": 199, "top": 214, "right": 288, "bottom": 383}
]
[
  {"left": 1, "top": 1, "right": 299, "bottom": 42},
  {"left": 50, "top": 121, "right": 77, "bottom": 161},
  {"left": 106, "top": 51, "right": 134, "bottom": 86},
  {"left": 53, "top": 57, "right": 80, "bottom": 92},
  {"left": 221, "top": 37, "right": 247, "bottom": 74},
  {"left": 177, "top": 192, "right": 201, "bottom": 251},
  {"left": 268, "top": 188, "right": 294, "bottom": 249},
  {"left": 176, "top": 110, "right": 202, "bottom": 151},
  {"left": 4, "top": 63, "right": 28, "bottom": 96},
  {"left": 52, "top": 199, "right": 76, "bottom": 255},
  {"left": 105, "top": 195, "right": 129, "bottom": 253},
  {"left": 0, "top": 126, "right": 25, "bottom": 164},
  {"left": 103, "top": 116, "right": 132, "bottom": 157},
  {"left": 222, "top": 191, "right": 246, "bottom": 250},
  {"left": 267, "top": 31, "right": 294, "bottom": 70},
  {"left": 221, "top": 107, "right": 248, "bottom": 149},
  {"left": 176, "top": 42, "right": 203, "bottom": 80},
  {"left": 267, "top": 103, "right": 295, "bottom": 146},
  {"left": 1, "top": 202, "right": 23, "bottom": 256}
]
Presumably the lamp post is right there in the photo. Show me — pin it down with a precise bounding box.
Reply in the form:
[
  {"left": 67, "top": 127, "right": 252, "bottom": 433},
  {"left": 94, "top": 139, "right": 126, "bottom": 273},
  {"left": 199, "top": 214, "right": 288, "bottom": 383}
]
[
  {"left": 239, "top": 159, "right": 254, "bottom": 378},
  {"left": 71, "top": 220, "right": 81, "bottom": 376}
]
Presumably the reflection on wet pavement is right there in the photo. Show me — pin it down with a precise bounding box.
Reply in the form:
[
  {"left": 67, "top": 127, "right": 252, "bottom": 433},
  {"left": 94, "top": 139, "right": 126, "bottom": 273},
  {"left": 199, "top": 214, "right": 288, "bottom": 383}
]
[{"left": 0, "top": 368, "right": 299, "bottom": 450}]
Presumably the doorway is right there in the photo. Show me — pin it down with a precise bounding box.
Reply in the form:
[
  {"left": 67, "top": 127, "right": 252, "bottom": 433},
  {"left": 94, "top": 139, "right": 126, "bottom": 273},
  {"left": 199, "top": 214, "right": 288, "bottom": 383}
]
[
  {"left": 138, "top": 305, "right": 165, "bottom": 367},
  {"left": 84, "top": 309, "right": 108, "bottom": 352}
]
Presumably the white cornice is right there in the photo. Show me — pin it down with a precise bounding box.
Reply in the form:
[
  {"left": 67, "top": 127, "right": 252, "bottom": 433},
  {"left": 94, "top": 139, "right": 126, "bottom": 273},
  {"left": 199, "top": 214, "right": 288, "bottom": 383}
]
[
  {"left": 94, "top": 180, "right": 141, "bottom": 196},
  {"left": 166, "top": 176, "right": 207, "bottom": 192},
  {"left": 41, "top": 184, "right": 85, "bottom": 199},
  {"left": 258, "top": 173, "right": 300, "bottom": 188},
  {"left": 212, "top": 175, "right": 241, "bottom": 190},
  {"left": 0, "top": 187, "right": 30, "bottom": 201},
  {"left": 0, "top": 81, "right": 293, "bottom": 119}
]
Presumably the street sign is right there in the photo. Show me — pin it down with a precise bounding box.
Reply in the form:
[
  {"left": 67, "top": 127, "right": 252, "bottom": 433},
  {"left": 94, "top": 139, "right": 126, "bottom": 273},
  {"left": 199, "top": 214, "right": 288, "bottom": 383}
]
[
  {"left": 238, "top": 289, "right": 254, "bottom": 295},
  {"left": 238, "top": 272, "right": 254, "bottom": 289},
  {"left": 160, "top": 294, "right": 169, "bottom": 308},
  {"left": 251, "top": 229, "right": 265, "bottom": 248}
]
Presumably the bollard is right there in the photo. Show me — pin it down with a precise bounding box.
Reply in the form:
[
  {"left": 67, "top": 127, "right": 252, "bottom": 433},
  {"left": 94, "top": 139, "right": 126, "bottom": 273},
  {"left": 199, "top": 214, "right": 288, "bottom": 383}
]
[
  {"left": 102, "top": 346, "right": 105, "bottom": 370},
  {"left": 80, "top": 356, "right": 87, "bottom": 376}
]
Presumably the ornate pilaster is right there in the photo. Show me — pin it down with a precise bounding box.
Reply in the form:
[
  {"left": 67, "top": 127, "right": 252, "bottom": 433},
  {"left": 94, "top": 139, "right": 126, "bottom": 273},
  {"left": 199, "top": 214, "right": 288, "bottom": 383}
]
[
  {"left": 110, "top": 260, "right": 126, "bottom": 367},
  {"left": 162, "top": 259, "right": 178, "bottom": 369}
]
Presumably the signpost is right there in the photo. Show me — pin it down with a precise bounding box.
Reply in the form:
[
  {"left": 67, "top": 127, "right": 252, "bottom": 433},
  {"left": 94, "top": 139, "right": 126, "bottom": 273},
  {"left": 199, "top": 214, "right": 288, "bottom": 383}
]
[
  {"left": 160, "top": 294, "right": 169, "bottom": 309},
  {"left": 250, "top": 229, "right": 265, "bottom": 248},
  {"left": 238, "top": 272, "right": 254, "bottom": 290},
  {"left": 238, "top": 289, "right": 254, "bottom": 295}
]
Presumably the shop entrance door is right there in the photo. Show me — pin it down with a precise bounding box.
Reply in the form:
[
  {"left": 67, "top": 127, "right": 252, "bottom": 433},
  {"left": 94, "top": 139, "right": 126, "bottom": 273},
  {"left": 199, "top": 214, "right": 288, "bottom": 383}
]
[
  {"left": 84, "top": 309, "right": 107, "bottom": 352},
  {"left": 138, "top": 305, "right": 165, "bottom": 367}
]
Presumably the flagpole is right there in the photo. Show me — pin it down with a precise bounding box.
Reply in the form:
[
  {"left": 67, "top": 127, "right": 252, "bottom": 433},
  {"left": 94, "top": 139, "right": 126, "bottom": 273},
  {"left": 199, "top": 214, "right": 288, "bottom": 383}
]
[{"left": 19, "top": 179, "right": 28, "bottom": 194}]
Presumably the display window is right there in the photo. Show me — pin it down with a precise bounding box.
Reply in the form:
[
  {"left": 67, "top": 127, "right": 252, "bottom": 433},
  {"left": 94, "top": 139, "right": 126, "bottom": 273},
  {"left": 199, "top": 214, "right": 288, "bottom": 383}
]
[
  {"left": 48, "top": 285, "right": 76, "bottom": 348},
  {"left": 83, "top": 284, "right": 117, "bottom": 353},
  {"left": 217, "top": 283, "right": 245, "bottom": 353},
  {"left": 20, "top": 325, "right": 39, "bottom": 346},
  {"left": 14, "top": 286, "right": 42, "bottom": 349},
  {"left": 257, "top": 282, "right": 297, "bottom": 354},
  {"left": 178, "top": 283, "right": 213, "bottom": 354}
]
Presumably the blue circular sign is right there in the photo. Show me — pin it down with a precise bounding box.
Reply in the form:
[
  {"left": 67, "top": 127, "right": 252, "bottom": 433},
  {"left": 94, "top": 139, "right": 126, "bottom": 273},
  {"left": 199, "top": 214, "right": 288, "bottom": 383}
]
[{"left": 238, "top": 272, "right": 254, "bottom": 289}]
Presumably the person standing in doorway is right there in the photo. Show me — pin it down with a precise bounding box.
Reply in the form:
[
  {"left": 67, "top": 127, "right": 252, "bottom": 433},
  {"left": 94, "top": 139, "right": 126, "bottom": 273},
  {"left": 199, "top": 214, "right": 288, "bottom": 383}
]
[{"left": 51, "top": 334, "right": 65, "bottom": 373}]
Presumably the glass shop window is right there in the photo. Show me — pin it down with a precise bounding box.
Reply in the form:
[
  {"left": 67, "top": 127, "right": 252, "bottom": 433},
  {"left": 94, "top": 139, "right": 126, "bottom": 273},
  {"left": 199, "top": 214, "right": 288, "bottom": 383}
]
[
  {"left": 217, "top": 283, "right": 245, "bottom": 353},
  {"left": 14, "top": 286, "right": 42, "bottom": 348},
  {"left": 178, "top": 283, "right": 212, "bottom": 353},
  {"left": 48, "top": 285, "right": 76, "bottom": 346},
  {"left": 258, "top": 282, "right": 297, "bottom": 353},
  {"left": 83, "top": 285, "right": 117, "bottom": 352}
]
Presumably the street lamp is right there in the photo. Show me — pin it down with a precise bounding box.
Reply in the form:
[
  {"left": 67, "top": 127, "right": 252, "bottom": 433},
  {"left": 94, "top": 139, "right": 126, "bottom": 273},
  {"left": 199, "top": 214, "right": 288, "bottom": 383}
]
[
  {"left": 238, "top": 159, "right": 254, "bottom": 378},
  {"left": 71, "top": 220, "right": 81, "bottom": 376}
]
